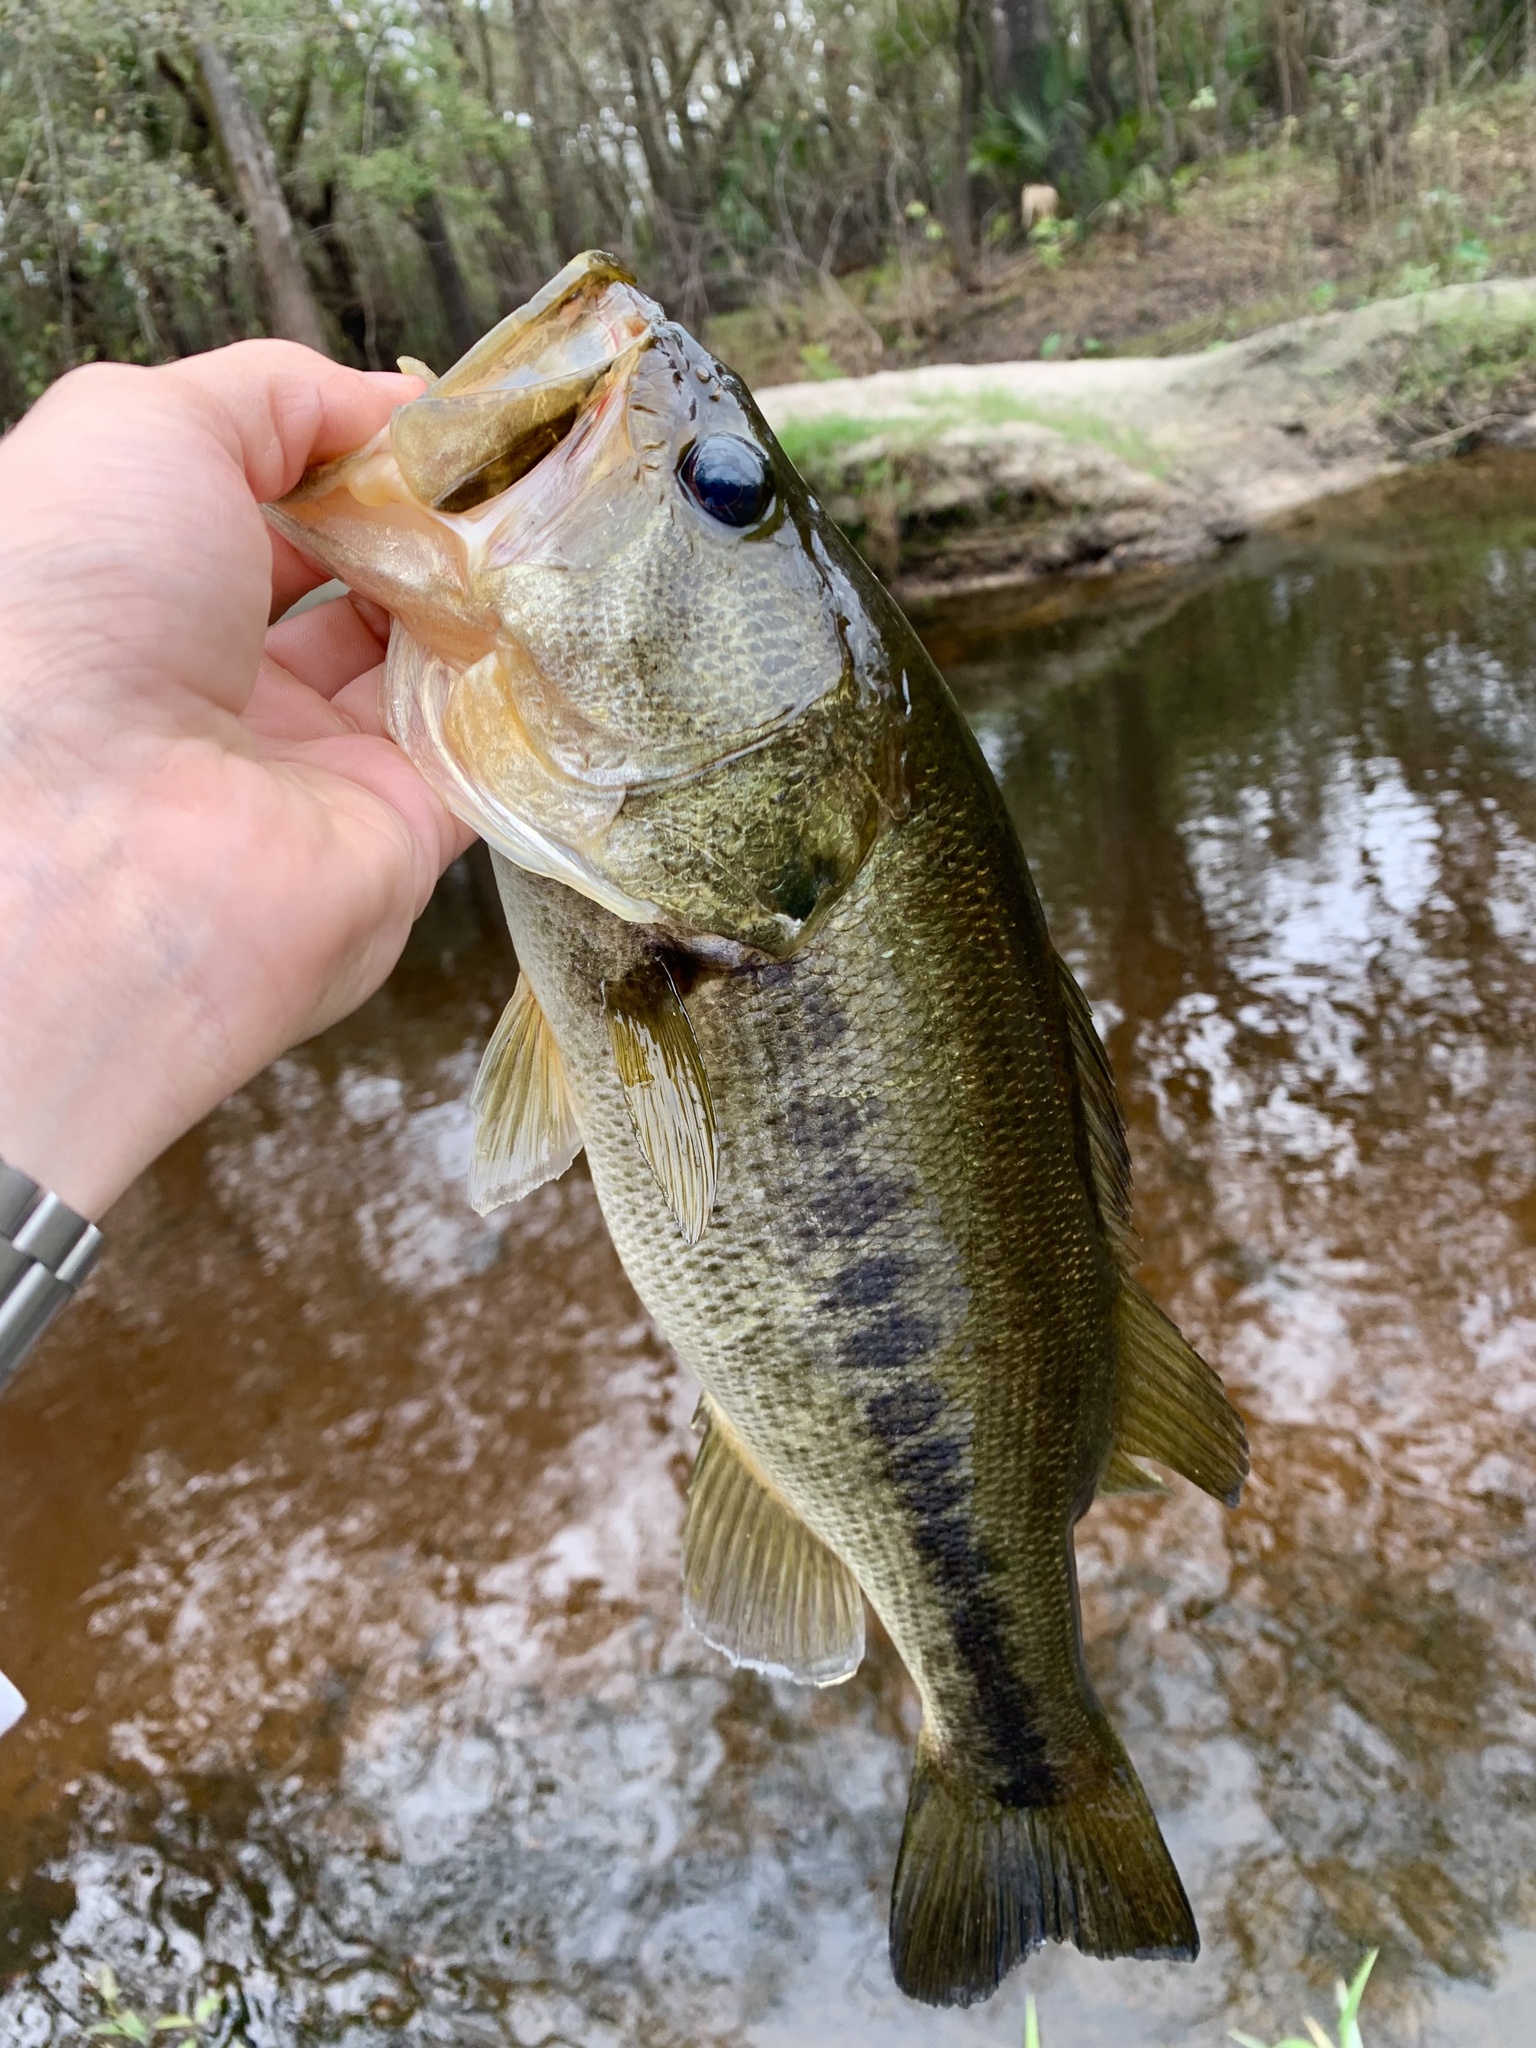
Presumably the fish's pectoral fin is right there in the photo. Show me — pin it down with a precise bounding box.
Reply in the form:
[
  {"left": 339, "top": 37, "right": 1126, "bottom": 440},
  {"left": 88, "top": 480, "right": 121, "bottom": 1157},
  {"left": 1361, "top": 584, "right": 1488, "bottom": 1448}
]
[
  {"left": 1096, "top": 1446, "right": 1170, "bottom": 1497},
  {"left": 603, "top": 964, "right": 718, "bottom": 1246},
  {"left": 683, "top": 1396, "right": 865, "bottom": 1687},
  {"left": 1113, "top": 1280, "right": 1249, "bottom": 1507},
  {"left": 469, "top": 975, "right": 583, "bottom": 1215},
  {"left": 889, "top": 1717, "right": 1198, "bottom": 2007}
]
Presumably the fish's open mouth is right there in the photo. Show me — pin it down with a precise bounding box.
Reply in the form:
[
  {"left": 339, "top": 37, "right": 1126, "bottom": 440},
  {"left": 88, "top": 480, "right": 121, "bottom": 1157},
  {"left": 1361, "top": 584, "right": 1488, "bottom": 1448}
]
[
  {"left": 269, "top": 252, "right": 662, "bottom": 595},
  {"left": 389, "top": 252, "right": 658, "bottom": 513}
]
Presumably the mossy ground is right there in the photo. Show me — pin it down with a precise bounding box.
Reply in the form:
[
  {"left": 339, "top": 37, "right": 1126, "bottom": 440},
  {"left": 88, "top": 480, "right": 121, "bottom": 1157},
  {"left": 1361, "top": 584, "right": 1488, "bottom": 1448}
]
[
  {"left": 1373, "top": 300, "right": 1536, "bottom": 444},
  {"left": 773, "top": 390, "right": 1168, "bottom": 482}
]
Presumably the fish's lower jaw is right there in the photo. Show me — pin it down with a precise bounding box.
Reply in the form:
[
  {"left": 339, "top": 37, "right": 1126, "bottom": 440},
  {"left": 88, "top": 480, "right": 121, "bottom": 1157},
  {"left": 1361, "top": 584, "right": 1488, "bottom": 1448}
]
[{"left": 888, "top": 1734, "right": 1198, "bottom": 2008}]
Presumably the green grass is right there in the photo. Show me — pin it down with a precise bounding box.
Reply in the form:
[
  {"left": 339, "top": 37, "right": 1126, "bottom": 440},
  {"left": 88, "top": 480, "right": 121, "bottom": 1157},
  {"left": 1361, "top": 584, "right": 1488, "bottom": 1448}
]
[
  {"left": 80, "top": 1966, "right": 230, "bottom": 2045},
  {"left": 1377, "top": 303, "right": 1536, "bottom": 441},
  {"left": 774, "top": 408, "right": 899, "bottom": 470},
  {"left": 1231, "top": 1949, "right": 1379, "bottom": 2048},
  {"left": 79, "top": 1947, "right": 1385, "bottom": 2046},
  {"left": 775, "top": 387, "right": 1166, "bottom": 483}
]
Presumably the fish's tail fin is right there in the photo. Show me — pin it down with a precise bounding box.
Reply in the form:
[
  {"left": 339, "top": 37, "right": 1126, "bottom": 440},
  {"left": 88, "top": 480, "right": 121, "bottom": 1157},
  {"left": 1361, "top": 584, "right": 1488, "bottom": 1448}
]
[{"left": 889, "top": 1724, "right": 1198, "bottom": 2008}]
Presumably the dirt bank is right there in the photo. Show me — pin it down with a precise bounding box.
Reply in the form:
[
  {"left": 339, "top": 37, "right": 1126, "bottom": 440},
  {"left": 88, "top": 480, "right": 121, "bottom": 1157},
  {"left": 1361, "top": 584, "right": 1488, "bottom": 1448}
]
[{"left": 758, "top": 278, "right": 1536, "bottom": 608}]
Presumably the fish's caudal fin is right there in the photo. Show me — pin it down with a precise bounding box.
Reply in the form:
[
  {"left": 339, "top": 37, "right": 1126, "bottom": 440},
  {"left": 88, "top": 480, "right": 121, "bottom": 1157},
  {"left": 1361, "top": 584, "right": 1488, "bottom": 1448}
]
[
  {"left": 889, "top": 1730, "right": 1198, "bottom": 2008},
  {"left": 1113, "top": 1280, "right": 1249, "bottom": 1508}
]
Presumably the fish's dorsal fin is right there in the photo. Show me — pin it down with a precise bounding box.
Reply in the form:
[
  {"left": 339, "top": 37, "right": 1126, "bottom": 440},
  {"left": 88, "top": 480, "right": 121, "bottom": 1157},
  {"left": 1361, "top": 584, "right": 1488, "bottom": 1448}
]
[
  {"left": 603, "top": 963, "right": 718, "bottom": 1246},
  {"left": 469, "top": 976, "right": 583, "bottom": 1215},
  {"left": 684, "top": 1396, "right": 865, "bottom": 1687},
  {"left": 1056, "top": 955, "right": 1134, "bottom": 1265},
  {"left": 1112, "top": 1281, "right": 1249, "bottom": 1507},
  {"left": 1096, "top": 1446, "right": 1170, "bottom": 1497}
]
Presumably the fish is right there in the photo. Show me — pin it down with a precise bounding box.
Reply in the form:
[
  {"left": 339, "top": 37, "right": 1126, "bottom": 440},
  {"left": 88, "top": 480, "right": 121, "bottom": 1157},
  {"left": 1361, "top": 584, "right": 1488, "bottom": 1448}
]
[{"left": 267, "top": 251, "right": 1249, "bottom": 2008}]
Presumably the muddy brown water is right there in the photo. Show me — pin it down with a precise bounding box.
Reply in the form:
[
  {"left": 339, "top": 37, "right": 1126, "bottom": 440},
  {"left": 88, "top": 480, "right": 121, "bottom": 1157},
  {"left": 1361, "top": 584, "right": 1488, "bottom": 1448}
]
[{"left": 8, "top": 457, "right": 1536, "bottom": 2046}]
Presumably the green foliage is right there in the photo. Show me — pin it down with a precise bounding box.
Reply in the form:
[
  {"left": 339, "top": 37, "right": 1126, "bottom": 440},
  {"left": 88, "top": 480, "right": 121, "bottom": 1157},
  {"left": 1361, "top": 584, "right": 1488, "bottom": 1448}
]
[
  {"left": 971, "top": 47, "right": 1089, "bottom": 194},
  {"left": 1380, "top": 297, "right": 1536, "bottom": 441},
  {"left": 1030, "top": 215, "right": 1080, "bottom": 270},
  {"left": 798, "top": 341, "right": 845, "bottom": 380},
  {"left": 1075, "top": 114, "right": 1163, "bottom": 220},
  {"left": 83, "top": 1965, "right": 228, "bottom": 2045},
  {"left": 1, "top": 0, "right": 1531, "bottom": 418},
  {"left": 972, "top": 95, "right": 1054, "bottom": 185},
  {"left": 1230, "top": 1948, "right": 1379, "bottom": 2048}
]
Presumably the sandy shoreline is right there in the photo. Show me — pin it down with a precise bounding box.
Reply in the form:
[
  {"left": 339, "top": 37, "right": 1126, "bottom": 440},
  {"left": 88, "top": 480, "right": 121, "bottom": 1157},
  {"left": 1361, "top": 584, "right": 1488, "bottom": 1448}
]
[{"left": 758, "top": 279, "right": 1536, "bottom": 605}]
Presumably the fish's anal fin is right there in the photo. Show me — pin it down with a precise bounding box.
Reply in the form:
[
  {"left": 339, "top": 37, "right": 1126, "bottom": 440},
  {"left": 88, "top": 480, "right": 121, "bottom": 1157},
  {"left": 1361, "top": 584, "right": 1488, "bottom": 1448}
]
[
  {"left": 684, "top": 1396, "right": 865, "bottom": 1687},
  {"left": 890, "top": 1724, "right": 1198, "bottom": 2008},
  {"left": 1096, "top": 1446, "right": 1170, "bottom": 1498},
  {"left": 604, "top": 963, "right": 718, "bottom": 1246},
  {"left": 1056, "top": 955, "right": 1135, "bottom": 1264},
  {"left": 1113, "top": 1280, "right": 1249, "bottom": 1507},
  {"left": 469, "top": 975, "right": 583, "bottom": 1215}
]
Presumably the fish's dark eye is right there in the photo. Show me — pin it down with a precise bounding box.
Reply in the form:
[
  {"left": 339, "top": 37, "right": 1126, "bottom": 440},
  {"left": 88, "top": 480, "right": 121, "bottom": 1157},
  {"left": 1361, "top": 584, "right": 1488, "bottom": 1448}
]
[{"left": 678, "top": 434, "right": 774, "bottom": 529}]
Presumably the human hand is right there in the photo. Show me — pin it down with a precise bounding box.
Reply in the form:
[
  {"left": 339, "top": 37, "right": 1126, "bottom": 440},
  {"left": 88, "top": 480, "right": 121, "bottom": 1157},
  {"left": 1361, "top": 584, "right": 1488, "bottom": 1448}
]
[{"left": 0, "top": 341, "right": 474, "bottom": 1220}]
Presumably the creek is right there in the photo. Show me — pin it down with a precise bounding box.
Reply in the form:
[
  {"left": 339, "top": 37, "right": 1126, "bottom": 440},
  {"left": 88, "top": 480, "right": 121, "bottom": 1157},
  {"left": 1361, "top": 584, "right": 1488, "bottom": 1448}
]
[{"left": 7, "top": 454, "right": 1536, "bottom": 2045}]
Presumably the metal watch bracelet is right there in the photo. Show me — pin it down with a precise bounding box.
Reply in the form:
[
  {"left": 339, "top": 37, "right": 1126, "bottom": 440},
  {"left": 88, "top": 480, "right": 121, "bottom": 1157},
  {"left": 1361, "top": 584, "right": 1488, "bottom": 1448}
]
[{"left": 0, "top": 1156, "right": 102, "bottom": 1392}]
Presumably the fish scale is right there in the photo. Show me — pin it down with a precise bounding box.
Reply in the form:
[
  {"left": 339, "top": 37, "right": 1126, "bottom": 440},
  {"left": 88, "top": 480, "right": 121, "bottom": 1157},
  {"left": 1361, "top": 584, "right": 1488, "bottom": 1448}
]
[{"left": 268, "top": 247, "right": 1249, "bottom": 2008}]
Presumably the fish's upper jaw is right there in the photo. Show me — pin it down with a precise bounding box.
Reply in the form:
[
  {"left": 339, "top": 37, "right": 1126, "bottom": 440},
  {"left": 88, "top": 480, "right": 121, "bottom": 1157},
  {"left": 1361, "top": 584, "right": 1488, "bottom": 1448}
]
[
  {"left": 273, "top": 253, "right": 661, "bottom": 519},
  {"left": 266, "top": 253, "right": 668, "bottom": 636},
  {"left": 423, "top": 251, "right": 658, "bottom": 402}
]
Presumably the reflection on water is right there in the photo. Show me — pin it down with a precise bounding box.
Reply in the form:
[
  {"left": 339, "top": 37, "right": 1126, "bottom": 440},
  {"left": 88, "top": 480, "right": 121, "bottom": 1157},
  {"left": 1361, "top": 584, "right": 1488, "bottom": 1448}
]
[{"left": 8, "top": 458, "right": 1536, "bottom": 2044}]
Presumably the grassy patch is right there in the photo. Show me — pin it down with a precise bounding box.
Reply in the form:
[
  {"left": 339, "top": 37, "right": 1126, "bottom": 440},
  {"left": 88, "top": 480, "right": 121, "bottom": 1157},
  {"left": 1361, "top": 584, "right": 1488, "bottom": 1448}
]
[
  {"left": 1376, "top": 301, "right": 1536, "bottom": 442},
  {"left": 775, "top": 389, "right": 1165, "bottom": 480},
  {"left": 774, "top": 409, "right": 900, "bottom": 470}
]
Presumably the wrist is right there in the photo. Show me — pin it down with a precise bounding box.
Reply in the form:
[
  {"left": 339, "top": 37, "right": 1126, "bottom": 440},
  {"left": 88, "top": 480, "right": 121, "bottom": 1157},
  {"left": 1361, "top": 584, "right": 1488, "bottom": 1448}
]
[
  {"left": 0, "top": 1155, "right": 105, "bottom": 1386},
  {"left": 0, "top": 768, "right": 217, "bottom": 1218}
]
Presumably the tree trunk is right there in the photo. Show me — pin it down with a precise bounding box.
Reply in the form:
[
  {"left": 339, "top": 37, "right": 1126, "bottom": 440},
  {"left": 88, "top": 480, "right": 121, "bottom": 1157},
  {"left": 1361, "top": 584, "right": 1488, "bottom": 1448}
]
[
  {"left": 997, "top": 0, "right": 1054, "bottom": 106},
  {"left": 511, "top": 0, "right": 585, "bottom": 263},
  {"left": 1082, "top": 0, "right": 1119, "bottom": 127},
  {"left": 952, "top": 0, "right": 982, "bottom": 287},
  {"left": 1276, "top": 0, "right": 1294, "bottom": 121},
  {"left": 412, "top": 189, "right": 482, "bottom": 359},
  {"left": 1130, "top": 0, "right": 1158, "bottom": 121},
  {"left": 194, "top": 40, "right": 328, "bottom": 352}
]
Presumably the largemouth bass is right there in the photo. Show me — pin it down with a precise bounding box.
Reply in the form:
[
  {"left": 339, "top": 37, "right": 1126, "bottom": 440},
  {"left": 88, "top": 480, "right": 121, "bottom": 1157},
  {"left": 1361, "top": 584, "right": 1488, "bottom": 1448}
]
[{"left": 267, "top": 253, "right": 1248, "bottom": 2007}]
